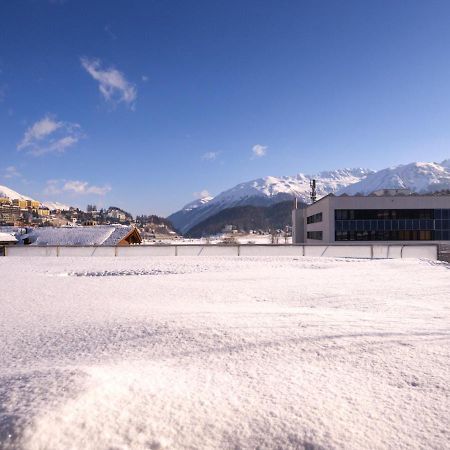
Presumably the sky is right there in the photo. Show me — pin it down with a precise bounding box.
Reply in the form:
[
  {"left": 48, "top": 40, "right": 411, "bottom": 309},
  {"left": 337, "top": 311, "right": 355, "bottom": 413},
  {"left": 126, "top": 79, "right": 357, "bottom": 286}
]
[{"left": 1, "top": 0, "right": 450, "bottom": 216}]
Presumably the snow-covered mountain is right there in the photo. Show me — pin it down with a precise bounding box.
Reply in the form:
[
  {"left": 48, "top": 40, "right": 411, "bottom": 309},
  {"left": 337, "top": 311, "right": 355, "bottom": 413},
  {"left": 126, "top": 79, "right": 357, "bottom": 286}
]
[
  {"left": 0, "top": 184, "right": 34, "bottom": 201},
  {"left": 0, "top": 185, "right": 71, "bottom": 210},
  {"left": 182, "top": 196, "right": 214, "bottom": 212},
  {"left": 168, "top": 168, "right": 373, "bottom": 233},
  {"left": 339, "top": 161, "right": 450, "bottom": 195},
  {"left": 169, "top": 160, "right": 450, "bottom": 234},
  {"left": 42, "top": 201, "right": 71, "bottom": 211}
]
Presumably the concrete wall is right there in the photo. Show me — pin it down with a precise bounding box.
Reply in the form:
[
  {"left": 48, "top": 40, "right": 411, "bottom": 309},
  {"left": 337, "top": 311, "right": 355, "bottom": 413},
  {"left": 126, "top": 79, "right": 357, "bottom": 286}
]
[{"left": 3, "top": 244, "right": 439, "bottom": 260}]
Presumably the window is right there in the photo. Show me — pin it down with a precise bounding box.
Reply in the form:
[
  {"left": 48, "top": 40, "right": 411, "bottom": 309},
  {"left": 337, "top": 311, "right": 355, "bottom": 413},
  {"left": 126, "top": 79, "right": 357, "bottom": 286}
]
[
  {"left": 334, "top": 209, "right": 450, "bottom": 241},
  {"left": 307, "top": 231, "right": 323, "bottom": 240},
  {"left": 335, "top": 230, "right": 435, "bottom": 241},
  {"left": 335, "top": 209, "right": 435, "bottom": 221},
  {"left": 307, "top": 212, "right": 323, "bottom": 224}
]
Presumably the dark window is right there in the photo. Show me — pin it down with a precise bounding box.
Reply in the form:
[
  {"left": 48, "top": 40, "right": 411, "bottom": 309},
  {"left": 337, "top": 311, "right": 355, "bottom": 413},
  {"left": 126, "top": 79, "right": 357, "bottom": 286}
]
[
  {"left": 307, "top": 231, "right": 323, "bottom": 240},
  {"left": 307, "top": 212, "right": 323, "bottom": 224},
  {"left": 334, "top": 209, "right": 450, "bottom": 241}
]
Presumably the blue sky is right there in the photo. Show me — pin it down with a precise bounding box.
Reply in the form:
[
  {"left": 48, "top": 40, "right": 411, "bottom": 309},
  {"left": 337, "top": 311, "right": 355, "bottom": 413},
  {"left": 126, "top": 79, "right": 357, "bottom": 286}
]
[{"left": 1, "top": 0, "right": 450, "bottom": 215}]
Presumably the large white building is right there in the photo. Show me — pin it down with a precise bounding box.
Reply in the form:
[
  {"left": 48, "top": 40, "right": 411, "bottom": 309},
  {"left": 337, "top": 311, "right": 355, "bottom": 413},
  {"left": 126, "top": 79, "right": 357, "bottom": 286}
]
[{"left": 292, "top": 190, "right": 450, "bottom": 244}]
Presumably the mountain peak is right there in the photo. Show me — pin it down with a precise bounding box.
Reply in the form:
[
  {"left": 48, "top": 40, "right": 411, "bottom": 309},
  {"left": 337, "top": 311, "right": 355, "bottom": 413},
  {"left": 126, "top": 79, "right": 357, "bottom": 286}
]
[{"left": 0, "top": 184, "right": 34, "bottom": 201}]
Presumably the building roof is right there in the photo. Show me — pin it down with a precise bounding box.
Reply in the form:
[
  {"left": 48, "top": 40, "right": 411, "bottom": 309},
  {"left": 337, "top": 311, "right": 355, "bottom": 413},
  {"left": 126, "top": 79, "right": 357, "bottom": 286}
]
[
  {"left": 301, "top": 191, "right": 450, "bottom": 208},
  {"left": 0, "top": 232, "right": 18, "bottom": 243},
  {"left": 20, "top": 225, "right": 141, "bottom": 246}
]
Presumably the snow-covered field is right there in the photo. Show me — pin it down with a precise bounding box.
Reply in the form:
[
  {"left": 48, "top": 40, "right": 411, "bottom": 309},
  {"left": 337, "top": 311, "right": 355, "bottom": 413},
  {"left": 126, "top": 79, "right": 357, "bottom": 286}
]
[{"left": 1, "top": 256, "right": 449, "bottom": 450}]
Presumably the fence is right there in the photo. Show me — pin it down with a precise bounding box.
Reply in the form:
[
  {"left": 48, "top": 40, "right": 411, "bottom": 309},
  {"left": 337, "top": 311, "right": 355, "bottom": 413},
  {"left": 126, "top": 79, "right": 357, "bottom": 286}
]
[{"left": 2, "top": 243, "right": 440, "bottom": 260}]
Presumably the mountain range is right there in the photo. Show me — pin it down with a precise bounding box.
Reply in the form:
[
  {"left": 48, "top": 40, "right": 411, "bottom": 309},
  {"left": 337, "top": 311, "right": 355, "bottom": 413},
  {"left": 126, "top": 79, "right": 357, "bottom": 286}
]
[
  {"left": 185, "top": 201, "right": 295, "bottom": 238},
  {"left": 2, "top": 159, "right": 450, "bottom": 233},
  {"left": 169, "top": 160, "right": 450, "bottom": 234}
]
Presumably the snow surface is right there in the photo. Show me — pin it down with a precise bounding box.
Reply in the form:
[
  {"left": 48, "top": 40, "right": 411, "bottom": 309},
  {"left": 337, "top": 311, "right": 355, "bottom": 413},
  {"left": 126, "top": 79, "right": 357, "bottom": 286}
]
[
  {"left": 0, "top": 232, "right": 17, "bottom": 243},
  {"left": 0, "top": 185, "right": 33, "bottom": 201},
  {"left": 1, "top": 256, "right": 450, "bottom": 449}
]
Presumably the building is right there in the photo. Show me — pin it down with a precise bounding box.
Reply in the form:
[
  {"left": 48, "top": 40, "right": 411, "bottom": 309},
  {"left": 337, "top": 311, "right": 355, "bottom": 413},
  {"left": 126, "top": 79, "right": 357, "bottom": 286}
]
[
  {"left": 12, "top": 199, "right": 28, "bottom": 209},
  {"left": 0, "top": 232, "right": 18, "bottom": 246},
  {"left": 19, "top": 225, "right": 142, "bottom": 246},
  {"left": 292, "top": 191, "right": 450, "bottom": 244},
  {"left": 0, "top": 205, "right": 22, "bottom": 225}
]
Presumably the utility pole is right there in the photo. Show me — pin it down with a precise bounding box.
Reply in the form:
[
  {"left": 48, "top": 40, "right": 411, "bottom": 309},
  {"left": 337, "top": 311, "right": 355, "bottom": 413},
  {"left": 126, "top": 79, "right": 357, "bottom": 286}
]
[{"left": 310, "top": 179, "right": 317, "bottom": 203}]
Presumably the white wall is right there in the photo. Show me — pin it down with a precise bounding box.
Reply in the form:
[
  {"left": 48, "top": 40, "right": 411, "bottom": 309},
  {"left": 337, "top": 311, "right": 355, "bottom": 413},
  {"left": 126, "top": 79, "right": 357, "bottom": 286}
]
[{"left": 3, "top": 244, "right": 438, "bottom": 260}]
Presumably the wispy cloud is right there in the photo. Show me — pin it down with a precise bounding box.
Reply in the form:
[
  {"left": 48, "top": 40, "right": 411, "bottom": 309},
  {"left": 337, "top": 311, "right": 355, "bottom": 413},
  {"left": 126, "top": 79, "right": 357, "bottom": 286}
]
[
  {"left": 44, "top": 179, "right": 111, "bottom": 196},
  {"left": 202, "top": 151, "right": 220, "bottom": 161},
  {"left": 193, "top": 189, "right": 211, "bottom": 199},
  {"left": 104, "top": 24, "right": 118, "bottom": 40},
  {"left": 81, "top": 57, "right": 137, "bottom": 109},
  {"left": 43, "top": 179, "right": 62, "bottom": 195},
  {"left": 3, "top": 166, "right": 21, "bottom": 179},
  {"left": 141, "top": 75, "right": 149, "bottom": 82},
  {"left": 17, "top": 115, "right": 84, "bottom": 156},
  {"left": 252, "top": 144, "right": 267, "bottom": 158}
]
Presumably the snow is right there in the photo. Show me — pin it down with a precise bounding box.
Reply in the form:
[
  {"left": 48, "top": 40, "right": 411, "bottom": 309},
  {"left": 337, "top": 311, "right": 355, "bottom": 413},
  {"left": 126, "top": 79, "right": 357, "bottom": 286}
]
[
  {"left": 0, "top": 185, "right": 72, "bottom": 210},
  {"left": 170, "top": 160, "right": 450, "bottom": 235},
  {"left": 1, "top": 256, "right": 449, "bottom": 449},
  {"left": 145, "top": 233, "right": 292, "bottom": 245},
  {"left": 0, "top": 184, "right": 33, "bottom": 201},
  {"left": 18, "top": 225, "right": 134, "bottom": 246},
  {"left": 0, "top": 232, "right": 17, "bottom": 243},
  {"left": 181, "top": 196, "right": 214, "bottom": 212},
  {"left": 169, "top": 168, "right": 372, "bottom": 233},
  {"left": 42, "top": 201, "right": 71, "bottom": 211},
  {"left": 340, "top": 161, "right": 450, "bottom": 195}
]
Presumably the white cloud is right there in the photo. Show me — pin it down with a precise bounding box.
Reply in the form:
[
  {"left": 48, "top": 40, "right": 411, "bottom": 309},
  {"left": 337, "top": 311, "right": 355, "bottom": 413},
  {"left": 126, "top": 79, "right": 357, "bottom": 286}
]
[
  {"left": 3, "top": 166, "right": 20, "bottom": 179},
  {"left": 44, "top": 179, "right": 111, "bottom": 196},
  {"left": 252, "top": 144, "right": 267, "bottom": 158},
  {"left": 43, "top": 179, "right": 62, "bottom": 195},
  {"left": 17, "top": 115, "right": 84, "bottom": 156},
  {"left": 63, "top": 180, "right": 111, "bottom": 195},
  {"left": 193, "top": 189, "right": 211, "bottom": 199},
  {"left": 202, "top": 151, "right": 220, "bottom": 161},
  {"left": 81, "top": 57, "right": 137, "bottom": 108},
  {"left": 141, "top": 75, "right": 149, "bottom": 82}
]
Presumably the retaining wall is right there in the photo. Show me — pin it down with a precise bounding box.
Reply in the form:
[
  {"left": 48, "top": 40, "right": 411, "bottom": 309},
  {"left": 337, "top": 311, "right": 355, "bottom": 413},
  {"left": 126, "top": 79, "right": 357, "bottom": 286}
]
[{"left": 3, "top": 244, "right": 439, "bottom": 260}]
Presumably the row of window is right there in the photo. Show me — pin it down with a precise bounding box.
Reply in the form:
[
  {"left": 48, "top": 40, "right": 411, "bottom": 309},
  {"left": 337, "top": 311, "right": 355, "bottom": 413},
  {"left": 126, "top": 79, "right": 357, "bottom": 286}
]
[
  {"left": 307, "top": 212, "right": 323, "bottom": 224},
  {"left": 335, "top": 209, "right": 450, "bottom": 220},
  {"left": 335, "top": 230, "right": 450, "bottom": 241},
  {"left": 307, "top": 231, "right": 323, "bottom": 240},
  {"left": 335, "top": 219, "right": 450, "bottom": 232}
]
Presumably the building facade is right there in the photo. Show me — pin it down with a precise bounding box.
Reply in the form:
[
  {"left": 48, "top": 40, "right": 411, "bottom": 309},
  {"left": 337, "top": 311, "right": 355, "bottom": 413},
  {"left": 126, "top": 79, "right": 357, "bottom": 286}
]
[{"left": 292, "top": 192, "right": 450, "bottom": 244}]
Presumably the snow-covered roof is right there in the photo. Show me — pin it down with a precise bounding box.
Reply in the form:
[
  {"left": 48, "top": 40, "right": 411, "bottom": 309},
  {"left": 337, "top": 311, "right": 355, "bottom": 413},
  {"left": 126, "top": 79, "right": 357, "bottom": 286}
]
[
  {"left": 20, "top": 225, "right": 139, "bottom": 246},
  {"left": 0, "top": 232, "right": 18, "bottom": 243}
]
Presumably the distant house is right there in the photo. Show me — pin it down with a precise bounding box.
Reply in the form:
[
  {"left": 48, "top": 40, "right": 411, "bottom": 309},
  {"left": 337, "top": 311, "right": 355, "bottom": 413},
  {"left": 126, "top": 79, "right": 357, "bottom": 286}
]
[
  {"left": 19, "top": 225, "right": 142, "bottom": 246},
  {"left": 0, "top": 232, "right": 18, "bottom": 246}
]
